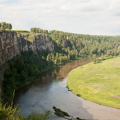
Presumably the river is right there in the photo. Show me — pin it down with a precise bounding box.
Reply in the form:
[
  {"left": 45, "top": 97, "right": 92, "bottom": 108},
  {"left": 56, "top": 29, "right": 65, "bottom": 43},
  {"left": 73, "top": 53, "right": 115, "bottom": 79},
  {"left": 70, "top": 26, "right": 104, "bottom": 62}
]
[{"left": 15, "top": 58, "right": 120, "bottom": 120}]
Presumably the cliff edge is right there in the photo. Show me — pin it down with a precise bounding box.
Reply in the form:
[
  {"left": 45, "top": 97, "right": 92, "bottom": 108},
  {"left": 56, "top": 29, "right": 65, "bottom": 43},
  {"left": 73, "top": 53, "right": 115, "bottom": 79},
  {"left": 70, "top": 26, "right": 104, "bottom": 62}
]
[{"left": 0, "top": 31, "right": 54, "bottom": 82}]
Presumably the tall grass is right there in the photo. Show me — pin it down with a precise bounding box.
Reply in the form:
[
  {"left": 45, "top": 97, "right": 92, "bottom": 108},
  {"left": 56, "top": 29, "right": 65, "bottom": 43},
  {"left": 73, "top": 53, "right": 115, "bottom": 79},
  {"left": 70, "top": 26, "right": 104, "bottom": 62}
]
[{"left": 0, "top": 102, "right": 50, "bottom": 120}]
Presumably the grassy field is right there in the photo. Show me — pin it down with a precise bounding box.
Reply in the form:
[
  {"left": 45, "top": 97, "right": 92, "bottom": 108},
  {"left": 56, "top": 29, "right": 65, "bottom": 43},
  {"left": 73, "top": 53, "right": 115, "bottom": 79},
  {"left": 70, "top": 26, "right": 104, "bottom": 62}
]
[
  {"left": 67, "top": 57, "right": 120, "bottom": 109},
  {"left": 15, "top": 30, "right": 42, "bottom": 42},
  {"left": 12, "top": 30, "right": 46, "bottom": 42}
]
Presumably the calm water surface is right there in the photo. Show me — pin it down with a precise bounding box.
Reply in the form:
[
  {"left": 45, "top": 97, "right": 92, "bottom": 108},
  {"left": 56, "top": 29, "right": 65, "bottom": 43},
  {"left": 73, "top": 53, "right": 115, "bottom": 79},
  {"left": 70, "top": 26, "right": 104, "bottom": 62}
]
[{"left": 15, "top": 58, "right": 120, "bottom": 120}]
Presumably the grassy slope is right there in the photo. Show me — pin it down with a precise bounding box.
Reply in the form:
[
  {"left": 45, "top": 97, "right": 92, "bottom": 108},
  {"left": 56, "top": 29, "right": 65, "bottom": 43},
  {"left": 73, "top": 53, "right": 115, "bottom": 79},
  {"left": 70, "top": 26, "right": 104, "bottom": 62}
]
[
  {"left": 67, "top": 57, "right": 120, "bottom": 109},
  {"left": 16, "top": 31, "right": 41, "bottom": 42},
  {"left": 13, "top": 30, "right": 45, "bottom": 42}
]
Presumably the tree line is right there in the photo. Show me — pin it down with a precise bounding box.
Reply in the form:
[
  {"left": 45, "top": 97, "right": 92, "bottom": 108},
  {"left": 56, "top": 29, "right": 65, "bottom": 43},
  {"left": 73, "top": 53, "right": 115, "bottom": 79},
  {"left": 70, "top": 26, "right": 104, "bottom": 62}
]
[
  {"left": 49, "top": 30, "right": 120, "bottom": 60},
  {"left": 0, "top": 22, "right": 12, "bottom": 31},
  {"left": 30, "top": 28, "right": 120, "bottom": 59},
  {"left": 30, "top": 27, "right": 48, "bottom": 34}
]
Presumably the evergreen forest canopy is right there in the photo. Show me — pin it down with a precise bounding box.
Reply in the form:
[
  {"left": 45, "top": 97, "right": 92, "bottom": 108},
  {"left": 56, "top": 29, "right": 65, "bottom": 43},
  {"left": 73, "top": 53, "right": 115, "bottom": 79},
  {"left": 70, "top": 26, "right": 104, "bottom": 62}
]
[
  {"left": 49, "top": 30, "right": 120, "bottom": 59},
  {"left": 30, "top": 27, "right": 120, "bottom": 58}
]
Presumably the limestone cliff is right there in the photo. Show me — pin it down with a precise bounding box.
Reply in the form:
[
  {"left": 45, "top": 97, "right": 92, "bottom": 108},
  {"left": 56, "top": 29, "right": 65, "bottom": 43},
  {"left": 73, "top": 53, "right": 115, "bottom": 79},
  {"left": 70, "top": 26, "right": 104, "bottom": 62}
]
[
  {"left": 0, "top": 32, "right": 54, "bottom": 66},
  {"left": 0, "top": 32, "right": 54, "bottom": 83}
]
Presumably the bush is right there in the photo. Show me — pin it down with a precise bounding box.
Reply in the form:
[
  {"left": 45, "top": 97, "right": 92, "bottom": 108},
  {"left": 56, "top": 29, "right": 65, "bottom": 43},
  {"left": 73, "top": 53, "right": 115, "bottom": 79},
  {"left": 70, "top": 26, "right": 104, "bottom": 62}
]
[{"left": 0, "top": 103, "right": 51, "bottom": 120}]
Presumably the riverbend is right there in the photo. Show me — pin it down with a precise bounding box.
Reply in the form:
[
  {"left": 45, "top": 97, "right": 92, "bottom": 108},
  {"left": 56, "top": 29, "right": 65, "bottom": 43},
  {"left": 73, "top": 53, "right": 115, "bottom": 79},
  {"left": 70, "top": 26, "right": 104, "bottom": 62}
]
[{"left": 15, "top": 58, "right": 120, "bottom": 120}]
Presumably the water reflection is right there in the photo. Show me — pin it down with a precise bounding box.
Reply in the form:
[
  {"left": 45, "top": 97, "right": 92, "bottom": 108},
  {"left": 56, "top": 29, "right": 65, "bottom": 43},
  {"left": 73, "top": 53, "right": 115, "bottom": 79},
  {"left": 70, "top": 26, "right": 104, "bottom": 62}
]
[{"left": 15, "top": 58, "right": 93, "bottom": 120}]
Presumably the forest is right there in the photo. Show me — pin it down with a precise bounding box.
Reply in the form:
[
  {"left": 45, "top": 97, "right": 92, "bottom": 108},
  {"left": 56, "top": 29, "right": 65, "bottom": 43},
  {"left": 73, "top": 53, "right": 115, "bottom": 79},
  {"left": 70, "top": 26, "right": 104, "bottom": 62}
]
[{"left": 49, "top": 30, "right": 120, "bottom": 58}]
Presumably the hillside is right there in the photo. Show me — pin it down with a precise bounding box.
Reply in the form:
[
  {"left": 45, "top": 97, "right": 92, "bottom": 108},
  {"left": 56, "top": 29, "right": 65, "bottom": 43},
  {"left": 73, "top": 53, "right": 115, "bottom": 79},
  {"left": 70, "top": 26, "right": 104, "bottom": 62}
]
[
  {"left": 0, "top": 30, "right": 120, "bottom": 67},
  {"left": 0, "top": 30, "right": 120, "bottom": 104}
]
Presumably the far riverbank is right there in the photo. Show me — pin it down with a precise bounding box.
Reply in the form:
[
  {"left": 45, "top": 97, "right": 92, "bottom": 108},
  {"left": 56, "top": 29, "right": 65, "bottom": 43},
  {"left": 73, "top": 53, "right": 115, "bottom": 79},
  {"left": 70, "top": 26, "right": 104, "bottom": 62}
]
[{"left": 67, "top": 57, "right": 120, "bottom": 109}]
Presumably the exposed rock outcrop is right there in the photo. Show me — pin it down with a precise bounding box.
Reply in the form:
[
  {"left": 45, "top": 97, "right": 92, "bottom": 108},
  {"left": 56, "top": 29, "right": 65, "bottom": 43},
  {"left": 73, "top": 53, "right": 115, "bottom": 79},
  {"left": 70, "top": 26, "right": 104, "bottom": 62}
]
[
  {"left": 0, "top": 32, "right": 54, "bottom": 66},
  {"left": 0, "top": 31, "right": 54, "bottom": 83}
]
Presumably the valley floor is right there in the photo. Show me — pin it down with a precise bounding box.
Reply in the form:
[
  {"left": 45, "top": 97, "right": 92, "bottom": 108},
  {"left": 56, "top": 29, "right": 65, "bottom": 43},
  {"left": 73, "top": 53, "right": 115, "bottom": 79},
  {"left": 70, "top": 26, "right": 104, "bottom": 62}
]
[{"left": 68, "top": 57, "right": 120, "bottom": 109}]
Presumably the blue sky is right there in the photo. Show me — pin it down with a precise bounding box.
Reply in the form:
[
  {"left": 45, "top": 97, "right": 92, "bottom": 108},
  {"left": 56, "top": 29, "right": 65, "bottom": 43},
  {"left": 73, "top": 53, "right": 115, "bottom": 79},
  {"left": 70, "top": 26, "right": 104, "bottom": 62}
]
[{"left": 0, "top": 0, "right": 120, "bottom": 35}]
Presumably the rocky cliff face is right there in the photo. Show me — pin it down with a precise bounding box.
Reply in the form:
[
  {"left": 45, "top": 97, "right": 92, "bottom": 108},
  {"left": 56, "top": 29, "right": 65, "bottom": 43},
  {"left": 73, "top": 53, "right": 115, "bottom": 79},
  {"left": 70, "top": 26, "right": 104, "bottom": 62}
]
[
  {"left": 0, "top": 32, "right": 54, "bottom": 83},
  {"left": 0, "top": 32, "right": 19, "bottom": 65},
  {"left": 0, "top": 32, "right": 54, "bottom": 66}
]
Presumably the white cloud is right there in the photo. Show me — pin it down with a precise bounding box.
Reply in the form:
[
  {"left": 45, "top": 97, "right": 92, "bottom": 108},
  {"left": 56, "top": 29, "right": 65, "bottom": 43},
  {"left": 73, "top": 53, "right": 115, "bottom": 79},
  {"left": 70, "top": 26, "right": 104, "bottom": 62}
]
[
  {"left": 0, "top": 0, "right": 7, "bottom": 2},
  {"left": 0, "top": 0, "right": 120, "bottom": 35}
]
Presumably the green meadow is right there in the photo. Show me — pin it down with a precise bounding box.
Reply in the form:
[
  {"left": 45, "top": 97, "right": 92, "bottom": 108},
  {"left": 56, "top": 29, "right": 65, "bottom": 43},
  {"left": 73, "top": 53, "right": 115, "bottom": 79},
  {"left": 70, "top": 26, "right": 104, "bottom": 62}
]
[{"left": 67, "top": 57, "right": 120, "bottom": 109}]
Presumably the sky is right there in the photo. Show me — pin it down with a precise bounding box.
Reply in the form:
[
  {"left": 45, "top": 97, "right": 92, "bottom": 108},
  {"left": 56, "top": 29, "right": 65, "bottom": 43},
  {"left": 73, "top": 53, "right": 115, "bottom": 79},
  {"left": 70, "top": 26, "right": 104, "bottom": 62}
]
[{"left": 0, "top": 0, "right": 120, "bottom": 35}]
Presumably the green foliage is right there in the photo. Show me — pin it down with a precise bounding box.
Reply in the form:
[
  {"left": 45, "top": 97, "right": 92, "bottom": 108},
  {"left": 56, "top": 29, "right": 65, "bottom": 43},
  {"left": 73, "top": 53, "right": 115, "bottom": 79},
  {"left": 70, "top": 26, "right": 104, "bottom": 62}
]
[
  {"left": 50, "top": 30, "right": 120, "bottom": 59},
  {"left": 27, "top": 111, "right": 50, "bottom": 120},
  {"left": 53, "top": 106, "right": 85, "bottom": 120},
  {"left": 0, "top": 102, "right": 50, "bottom": 120},
  {"left": 0, "top": 22, "right": 12, "bottom": 31},
  {"left": 14, "top": 30, "right": 30, "bottom": 33},
  {"left": 2, "top": 51, "right": 53, "bottom": 104},
  {"left": 2, "top": 49, "right": 73, "bottom": 105},
  {"left": 30, "top": 27, "right": 43, "bottom": 33},
  {"left": 0, "top": 103, "right": 23, "bottom": 120},
  {"left": 30, "top": 27, "right": 49, "bottom": 34},
  {"left": 53, "top": 106, "right": 70, "bottom": 117}
]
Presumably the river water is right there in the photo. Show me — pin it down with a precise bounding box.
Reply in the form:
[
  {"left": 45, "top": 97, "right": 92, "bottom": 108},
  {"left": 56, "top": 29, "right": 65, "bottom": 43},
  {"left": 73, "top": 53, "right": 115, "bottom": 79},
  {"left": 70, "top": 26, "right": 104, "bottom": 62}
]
[{"left": 15, "top": 58, "right": 120, "bottom": 120}]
